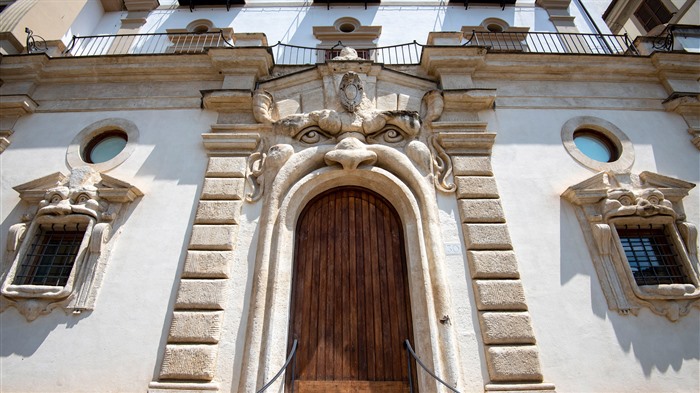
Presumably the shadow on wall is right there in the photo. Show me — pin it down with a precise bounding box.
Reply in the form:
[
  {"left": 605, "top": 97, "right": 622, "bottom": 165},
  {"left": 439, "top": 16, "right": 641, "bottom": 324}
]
[{"left": 559, "top": 201, "right": 700, "bottom": 379}]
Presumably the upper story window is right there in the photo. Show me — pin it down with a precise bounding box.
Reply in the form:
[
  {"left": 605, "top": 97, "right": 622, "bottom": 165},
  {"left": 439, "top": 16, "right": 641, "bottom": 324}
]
[
  {"left": 313, "top": 17, "right": 381, "bottom": 62},
  {"left": 634, "top": 0, "right": 674, "bottom": 32}
]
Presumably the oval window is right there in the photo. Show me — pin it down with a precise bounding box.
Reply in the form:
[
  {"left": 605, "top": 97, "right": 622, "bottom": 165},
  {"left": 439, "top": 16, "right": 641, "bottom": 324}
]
[
  {"left": 84, "top": 131, "right": 128, "bottom": 164},
  {"left": 573, "top": 130, "right": 619, "bottom": 163}
]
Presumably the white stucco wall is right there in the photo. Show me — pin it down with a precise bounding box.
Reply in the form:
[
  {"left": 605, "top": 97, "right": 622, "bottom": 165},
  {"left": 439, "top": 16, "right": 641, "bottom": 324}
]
[
  {"left": 0, "top": 109, "right": 215, "bottom": 392},
  {"left": 489, "top": 107, "right": 700, "bottom": 393}
]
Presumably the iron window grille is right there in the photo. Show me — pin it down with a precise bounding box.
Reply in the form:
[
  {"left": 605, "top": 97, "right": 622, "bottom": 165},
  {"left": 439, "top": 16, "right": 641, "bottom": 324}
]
[
  {"left": 13, "top": 224, "right": 87, "bottom": 287},
  {"left": 616, "top": 223, "right": 689, "bottom": 286}
]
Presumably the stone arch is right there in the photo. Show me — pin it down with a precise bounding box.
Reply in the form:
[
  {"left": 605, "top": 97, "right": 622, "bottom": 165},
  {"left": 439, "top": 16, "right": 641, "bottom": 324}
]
[{"left": 238, "top": 144, "right": 463, "bottom": 393}]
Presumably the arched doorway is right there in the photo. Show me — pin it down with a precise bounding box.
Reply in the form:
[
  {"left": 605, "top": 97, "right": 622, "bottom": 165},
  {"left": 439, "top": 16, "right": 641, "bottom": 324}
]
[{"left": 288, "top": 187, "right": 416, "bottom": 392}]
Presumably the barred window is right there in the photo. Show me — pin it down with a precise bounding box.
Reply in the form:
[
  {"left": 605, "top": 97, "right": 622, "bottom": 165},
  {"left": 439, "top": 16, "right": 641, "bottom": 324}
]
[
  {"left": 13, "top": 224, "right": 86, "bottom": 286},
  {"left": 617, "top": 224, "right": 688, "bottom": 286}
]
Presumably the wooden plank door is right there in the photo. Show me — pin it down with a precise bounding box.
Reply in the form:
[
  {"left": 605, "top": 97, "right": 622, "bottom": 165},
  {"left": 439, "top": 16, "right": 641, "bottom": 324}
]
[{"left": 288, "top": 187, "right": 416, "bottom": 393}]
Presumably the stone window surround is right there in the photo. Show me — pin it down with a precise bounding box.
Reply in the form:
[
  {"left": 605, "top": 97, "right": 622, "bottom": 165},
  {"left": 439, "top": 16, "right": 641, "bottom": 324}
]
[
  {"left": 67, "top": 118, "right": 139, "bottom": 172},
  {"left": 561, "top": 116, "right": 635, "bottom": 173},
  {"left": 562, "top": 171, "right": 699, "bottom": 321},
  {"left": 2, "top": 215, "right": 95, "bottom": 303}
]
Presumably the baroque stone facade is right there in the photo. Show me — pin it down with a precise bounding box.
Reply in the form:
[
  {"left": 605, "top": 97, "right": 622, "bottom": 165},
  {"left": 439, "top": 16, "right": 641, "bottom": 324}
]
[{"left": 1, "top": 1, "right": 699, "bottom": 393}]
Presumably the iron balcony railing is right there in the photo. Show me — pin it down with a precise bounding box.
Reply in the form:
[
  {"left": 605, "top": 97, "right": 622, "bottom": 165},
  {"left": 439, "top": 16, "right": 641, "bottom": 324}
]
[
  {"left": 60, "top": 31, "right": 639, "bottom": 63},
  {"left": 63, "top": 31, "right": 234, "bottom": 57},
  {"left": 465, "top": 30, "right": 639, "bottom": 55}
]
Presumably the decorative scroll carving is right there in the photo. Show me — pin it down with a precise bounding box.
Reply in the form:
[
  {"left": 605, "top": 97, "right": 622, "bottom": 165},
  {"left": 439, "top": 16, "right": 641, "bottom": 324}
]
[
  {"left": 563, "top": 171, "right": 699, "bottom": 321},
  {"left": 246, "top": 140, "right": 266, "bottom": 203}
]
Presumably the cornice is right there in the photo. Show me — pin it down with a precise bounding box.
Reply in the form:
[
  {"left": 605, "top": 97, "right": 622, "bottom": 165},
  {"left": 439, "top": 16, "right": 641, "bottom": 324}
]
[{"left": 0, "top": 94, "right": 38, "bottom": 117}]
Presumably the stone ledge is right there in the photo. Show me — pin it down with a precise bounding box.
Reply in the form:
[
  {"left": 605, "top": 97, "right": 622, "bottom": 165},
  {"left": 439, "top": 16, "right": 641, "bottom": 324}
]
[
  {"left": 474, "top": 280, "right": 527, "bottom": 311},
  {"left": 189, "top": 225, "right": 239, "bottom": 251},
  {"left": 159, "top": 344, "right": 218, "bottom": 381},
  {"left": 456, "top": 176, "right": 500, "bottom": 199},
  {"left": 463, "top": 224, "right": 513, "bottom": 250},
  {"left": 183, "top": 251, "right": 233, "bottom": 279},
  {"left": 485, "top": 383, "right": 556, "bottom": 392},
  {"left": 467, "top": 250, "right": 520, "bottom": 279},
  {"left": 458, "top": 199, "right": 505, "bottom": 223},
  {"left": 485, "top": 345, "right": 544, "bottom": 383},
  {"left": 195, "top": 201, "right": 243, "bottom": 225},
  {"left": 479, "top": 312, "right": 536, "bottom": 345},
  {"left": 201, "top": 178, "right": 245, "bottom": 200},
  {"left": 175, "top": 280, "right": 228, "bottom": 310}
]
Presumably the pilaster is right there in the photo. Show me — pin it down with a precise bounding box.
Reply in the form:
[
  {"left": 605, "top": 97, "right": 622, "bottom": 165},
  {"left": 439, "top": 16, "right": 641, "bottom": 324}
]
[
  {"left": 535, "top": 0, "right": 578, "bottom": 33},
  {"left": 438, "top": 90, "right": 556, "bottom": 392},
  {"left": 148, "top": 128, "right": 259, "bottom": 393}
]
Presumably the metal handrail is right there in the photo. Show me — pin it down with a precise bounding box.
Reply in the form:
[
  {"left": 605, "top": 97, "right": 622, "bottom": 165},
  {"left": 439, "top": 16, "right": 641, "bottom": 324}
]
[
  {"left": 269, "top": 40, "right": 424, "bottom": 65},
  {"left": 404, "top": 339, "right": 461, "bottom": 393},
  {"left": 464, "top": 30, "right": 639, "bottom": 56},
  {"left": 256, "top": 339, "right": 298, "bottom": 393},
  {"left": 63, "top": 31, "right": 234, "bottom": 57}
]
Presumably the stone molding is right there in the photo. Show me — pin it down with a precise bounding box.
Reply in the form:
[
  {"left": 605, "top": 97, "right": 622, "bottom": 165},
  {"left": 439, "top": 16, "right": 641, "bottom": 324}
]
[
  {"left": 1, "top": 168, "right": 142, "bottom": 321},
  {"left": 562, "top": 171, "right": 699, "bottom": 321},
  {"left": 663, "top": 94, "right": 700, "bottom": 150}
]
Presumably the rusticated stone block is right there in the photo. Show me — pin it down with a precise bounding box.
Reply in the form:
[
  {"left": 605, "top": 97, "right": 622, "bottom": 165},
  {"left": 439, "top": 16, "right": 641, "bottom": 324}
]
[
  {"left": 485, "top": 345, "right": 543, "bottom": 382},
  {"left": 467, "top": 250, "right": 520, "bottom": 279},
  {"left": 169, "top": 311, "right": 223, "bottom": 344},
  {"left": 201, "top": 178, "right": 245, "bottom": 200},
  {"left": 206, "top": 157, "right": 247, "bottom": 178},
  {"left": 479, "top": 312, "right": 536, "bottom": 344},
  {"left": 175, "top": 279, "right": 227, "bottom": 310},
  {"left": 455, "top": 176, "right": 499, "bottom": 199},
  {"left": 463, "top": 224, "right": 512, "bottom": 250},
  {"left": 182, "top": 251, "right": 233, "bottom": 278},
  {"left": 159, "top": 344, "right": 217, "bottom": 381},
  {"left": 458, "top": 199, "right": 505, "bottom": 223},
  {"left": 195, "top": 201, "right": 242, "bottom": 224},
  {"left": 453, "top": 156, "right": 493, "bottom": 176},
  {"left": 474, "top": 280, "right": 527, "bottom": 311},
  {"left": 189, "top": 225, "right": 238, "bottom": 251}
]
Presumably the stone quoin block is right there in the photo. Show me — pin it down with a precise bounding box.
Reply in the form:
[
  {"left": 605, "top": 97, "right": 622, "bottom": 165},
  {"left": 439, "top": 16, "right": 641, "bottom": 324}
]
[
  {"left": 194, "top": 200, "right": 243, "bottom": 225},
  {"left": 467, "top": 250, "right": 520, "bottom": 279},
  {"left": 463, "top": 223, "right": 513, "bottom": 250},
  {"left": 455, "top": 176, "right": 500, "bottom": 199},
  {"left": 182, "top": 250, "right": 234, "bottom": 278},
  {"left": 452, "top": 156, "right": 493, "bottom": 176},
  {"left": 458, "top": 199, "right": 506, "bottom": 223},
  {"left": 201, "top": 178, "right": 245, "bottom": 200},
  {"left": 479, "top": 312, "right": 536, "bottom": 344},
  {"left": 474, "top": 280, "right": 528, "bottom": 311},
  {"left": 159, "top": 344, "right": 218, "bottom": 381},
  {"left": 485, "top": 345, "right": 544, "bottom": 382},
  {"left": 175, "top": 279, "right": 228, "bottom": 310},
  {"left": 168, "top": 311, "right": 223, "bottom": 344},
  {"left": 189, "top": 225, "right": 239, "bottom": 251},
  {"left": 205, "top": 157, "right": 247, "bottom": 178}
]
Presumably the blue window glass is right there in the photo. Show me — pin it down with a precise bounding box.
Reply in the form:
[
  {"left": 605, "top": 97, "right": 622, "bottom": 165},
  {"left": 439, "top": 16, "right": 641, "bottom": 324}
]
[{"left": 573, "top": 131, "right": 617, "bottom": 163}]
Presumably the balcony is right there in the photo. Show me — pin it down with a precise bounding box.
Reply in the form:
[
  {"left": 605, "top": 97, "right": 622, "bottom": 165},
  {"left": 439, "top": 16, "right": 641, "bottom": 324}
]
[{"left": 23, "top": 30, "right": 643, "bottom": 66}]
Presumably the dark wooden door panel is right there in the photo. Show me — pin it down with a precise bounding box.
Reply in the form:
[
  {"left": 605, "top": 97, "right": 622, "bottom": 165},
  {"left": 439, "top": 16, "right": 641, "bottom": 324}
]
[{"left": 289, "top": 187, "right": 415, "bottom": 389}]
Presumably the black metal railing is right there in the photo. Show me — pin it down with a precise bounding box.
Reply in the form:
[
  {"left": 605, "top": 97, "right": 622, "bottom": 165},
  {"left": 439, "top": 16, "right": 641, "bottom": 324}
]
[
  {"left": 404, "top": 339, "right": 461, "bottom": 393},
  {"left": 63, "top": 31, "right": 233, "bottom": 56},
  {"left": 256, "top": 339, "right": 298, "bottom": 393},
  {"left": 270, "top": 41, "right": 423, "bottom": 65},
  {"left": 51, "top": 31, "right": 641, "bottom": 61},
  {"left": 465, "top": 31, "right": 639, "bottom": 55}
]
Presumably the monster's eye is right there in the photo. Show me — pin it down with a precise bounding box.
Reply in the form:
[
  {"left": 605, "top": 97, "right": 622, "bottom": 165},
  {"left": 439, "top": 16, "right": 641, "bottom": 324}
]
[
  {"left": 297, "top": 128, "right": 331, "bottom": 144},
  {"left": 368, "top": 127, "right": 407, "bottom": 145}
]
